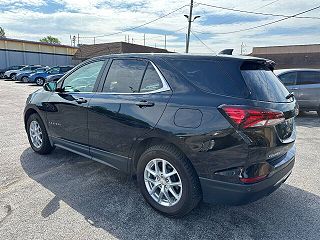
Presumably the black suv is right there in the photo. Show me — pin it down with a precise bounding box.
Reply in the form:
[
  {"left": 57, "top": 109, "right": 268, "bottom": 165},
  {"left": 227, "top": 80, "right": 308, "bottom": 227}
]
[{"left": 24, "top": 54, "right": 297, "bottom": 217}]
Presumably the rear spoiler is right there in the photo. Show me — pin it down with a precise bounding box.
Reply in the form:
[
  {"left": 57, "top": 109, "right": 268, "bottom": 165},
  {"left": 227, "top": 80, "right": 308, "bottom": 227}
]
[{"left": 241, "top": 59, "right": 276, "bottom": 71}]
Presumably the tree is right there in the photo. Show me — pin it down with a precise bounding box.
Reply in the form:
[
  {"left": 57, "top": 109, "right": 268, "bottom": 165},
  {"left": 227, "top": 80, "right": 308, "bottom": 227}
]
[
  {"left": 0, "top": 27, "right": 5, "bottom": 38},
  {"left": 39, "top": 36, "right": 61, "bottom": 44}
]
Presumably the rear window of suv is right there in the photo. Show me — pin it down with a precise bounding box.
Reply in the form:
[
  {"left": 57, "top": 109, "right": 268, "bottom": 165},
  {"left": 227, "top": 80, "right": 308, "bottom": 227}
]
[
  {"left": 167, "top": 59, "right": 250, "bottom": 98},
  {"left": 241, "top": 61, "right": 290, "bottom": 102}
]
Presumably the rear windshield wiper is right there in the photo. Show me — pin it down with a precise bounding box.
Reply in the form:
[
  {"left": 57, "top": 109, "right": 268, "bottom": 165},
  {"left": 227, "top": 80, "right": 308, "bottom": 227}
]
[{"left": 286, "top": 92, "right": 294, "bottom": 99}]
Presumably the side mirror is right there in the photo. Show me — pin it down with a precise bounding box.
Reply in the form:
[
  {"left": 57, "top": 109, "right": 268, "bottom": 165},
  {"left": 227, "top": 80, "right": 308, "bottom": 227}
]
[{"left": 43, "top": 82, "right": 57, "bottom": 92}]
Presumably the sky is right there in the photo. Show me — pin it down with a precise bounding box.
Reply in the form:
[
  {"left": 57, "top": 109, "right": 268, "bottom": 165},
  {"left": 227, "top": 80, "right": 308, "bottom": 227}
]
[{"left": 0, "top": 0, "right": 319, "bottom": 54}]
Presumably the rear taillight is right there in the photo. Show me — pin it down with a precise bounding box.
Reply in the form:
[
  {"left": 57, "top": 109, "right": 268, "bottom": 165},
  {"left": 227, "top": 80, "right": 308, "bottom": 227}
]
[{"left": 219, "top": 105, "right": 285, "bottom": 129}]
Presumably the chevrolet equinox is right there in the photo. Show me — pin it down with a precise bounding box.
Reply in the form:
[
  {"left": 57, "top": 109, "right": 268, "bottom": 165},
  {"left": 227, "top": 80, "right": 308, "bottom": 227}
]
[{"left": 24, "top": 54, "right": 297, "bottom": 217}]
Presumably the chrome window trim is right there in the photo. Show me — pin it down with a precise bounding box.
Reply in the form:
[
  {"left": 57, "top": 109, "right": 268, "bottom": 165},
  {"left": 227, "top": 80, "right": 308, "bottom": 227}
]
[{"left": 98, "top": 60, "right": 171, "bottom": 95}]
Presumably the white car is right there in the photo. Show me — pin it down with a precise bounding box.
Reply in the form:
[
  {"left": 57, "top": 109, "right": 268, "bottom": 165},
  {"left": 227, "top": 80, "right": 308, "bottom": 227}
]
[
  {"left": 4, "top": 65, "right": 40, "bottom": 79},
  {"left": 4, "top": 66, "right": 26, "bottom": 79}
]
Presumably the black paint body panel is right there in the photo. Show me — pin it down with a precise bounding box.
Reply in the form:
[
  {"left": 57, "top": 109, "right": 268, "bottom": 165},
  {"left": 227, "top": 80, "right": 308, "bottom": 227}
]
[{"left": 24, "top": 53, "right": 297, "bottom": 204}]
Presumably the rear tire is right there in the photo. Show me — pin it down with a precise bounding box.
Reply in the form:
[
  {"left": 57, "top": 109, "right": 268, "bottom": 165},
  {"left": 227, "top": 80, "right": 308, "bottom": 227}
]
[
  {"left": 22, "top": 76, "right": 28, "bottom": 83},
  {"left": 26, "top": 113, "right": 54, "bottom": 155},
  {"left": 10, "top": 73, "right": 15, "bottom": 80},
  {"left": 36, "top": 77, "right": 45, "bottom": 86},
  {"left": 137, "top": 144, "right": 202, "bottom": 218}
]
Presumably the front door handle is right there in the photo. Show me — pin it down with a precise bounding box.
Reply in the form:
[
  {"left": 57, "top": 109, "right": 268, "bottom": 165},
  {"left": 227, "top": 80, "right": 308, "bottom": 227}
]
[
  {"left": 136, "top": 100, "right": 155, "bottom": 108},
  {"left": 75, "top": 98, "right": 87, "bottom": 104}
]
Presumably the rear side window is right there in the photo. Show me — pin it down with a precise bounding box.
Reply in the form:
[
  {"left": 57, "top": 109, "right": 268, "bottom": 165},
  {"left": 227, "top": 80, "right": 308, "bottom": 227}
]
[
  {"left": 103, "top": 59, "right": 147, "bottom": 93},
  {"left": 278, "top": 72, "right": 297, "bottom": 86},
  {"left": 140, "top": 63, "right": 163, "bottom": 93},
  {"left": 241, "top": 62, "right": 289, "bottom": 102},
  {"left": 167, "top": 59, "right": 249, "bottom": 98},
  {"left": 297, "top": 71, "right": 320, "bottom": 85}
]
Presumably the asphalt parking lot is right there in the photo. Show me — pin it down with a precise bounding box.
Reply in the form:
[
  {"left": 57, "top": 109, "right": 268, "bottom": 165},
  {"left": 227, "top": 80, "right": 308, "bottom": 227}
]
[{"left": 0, "top": 80, "right": 319, "bottom": 240}]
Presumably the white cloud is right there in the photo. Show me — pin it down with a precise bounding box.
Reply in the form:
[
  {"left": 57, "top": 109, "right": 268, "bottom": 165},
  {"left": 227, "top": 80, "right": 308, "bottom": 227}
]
[{"left": 0, "top": 0, "right": 319, "bottom": 53}]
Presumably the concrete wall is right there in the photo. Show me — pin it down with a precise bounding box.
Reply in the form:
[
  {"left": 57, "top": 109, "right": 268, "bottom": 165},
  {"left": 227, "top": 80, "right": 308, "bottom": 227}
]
[{"left": 0, "top": 38, "right": 78, "bottom": 69}]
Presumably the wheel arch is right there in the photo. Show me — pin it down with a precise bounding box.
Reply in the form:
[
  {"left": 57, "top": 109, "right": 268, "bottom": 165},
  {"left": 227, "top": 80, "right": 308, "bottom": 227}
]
[{"left": 131, "top": 136, "right": 192, "bottom": 174}]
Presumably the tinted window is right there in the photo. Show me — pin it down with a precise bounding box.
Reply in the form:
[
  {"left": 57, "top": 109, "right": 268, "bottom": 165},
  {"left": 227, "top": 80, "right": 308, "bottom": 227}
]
[
  {"left": 62, "top": 61, "right": 104, "bottom": 92},
  {"left": 47, "top": 67, "right": 60, "bottom": 74},
  {"left": 167, "top": 59, "right": 250, "bottom": 98},
  {"left": 297, "top": 71, "right": 320, "bottom": 85},
  {"left": 140, "top": 63, "right": 163, "bottom": 93},
  {"left": 61, "top": 67, "right": 73, "bottom": 73},
  {"left": 103, "top": 59, "right": 147, "bottom": 93},
  {"left": 31, "top": 66, "right": 40, "bottom": 70},
  {"left": 20, "top": 66, "right": 30, "bottom": 71},
  {"left": 242, "top": 69, "right": 289, "bottom": 102},
  {"left": 278, "top": 72, "right": 297, "bottom": 86}
]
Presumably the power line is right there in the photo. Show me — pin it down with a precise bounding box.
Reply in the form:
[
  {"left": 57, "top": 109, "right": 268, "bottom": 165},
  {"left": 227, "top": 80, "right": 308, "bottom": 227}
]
[
  {"left": 197, "top": 5, "right": 320, "bottom": 35},
  {"left": 252, "top": 0, "right": 282, "bottom": 11},
  {"left": 79, "top": 4, "right": 189, "bottom": 39},
  {"left": 190, "top": 30, "right": 215, "bottom": 53},
  {"left": 195, "top": 2, "right": 320, "bottom": 20}
]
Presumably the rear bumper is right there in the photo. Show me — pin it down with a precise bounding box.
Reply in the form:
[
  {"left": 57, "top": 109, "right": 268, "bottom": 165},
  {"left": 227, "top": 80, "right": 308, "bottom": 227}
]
[{"left": 200, "top": 154, "right": 295, "bottom": 205}]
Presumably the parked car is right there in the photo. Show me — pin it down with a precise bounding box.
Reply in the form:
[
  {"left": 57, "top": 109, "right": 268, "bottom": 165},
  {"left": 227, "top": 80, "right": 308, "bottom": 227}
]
[
  {"left": 45, "top": 73, "right": 65, "bottom": 83},
  {"left": 4, "top": 65, "right": 41, "bottom": 80},
  {"left": 1, "top": 65, "right": 26, "bottom": 79},
  {"left": 16, "top": 67, "right": 50, "bottom": 82},
  {"left": 24, "top": 54, "right": 297, "bottom": 217},
  {"left": 275, "top": 69, "right": 320, "bottom": 117},
  {"left": 13, "top": 65, "right": 44, "bottom": 81},
  {"left": 28, "top": 66, "right": 74, "bottom": 86}
]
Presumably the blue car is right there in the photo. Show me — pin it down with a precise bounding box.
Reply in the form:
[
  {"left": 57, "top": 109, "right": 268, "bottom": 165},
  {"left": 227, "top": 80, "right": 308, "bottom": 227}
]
[
  {"left": 28, "top": 66, "right": 74, "bottom": 85},
  {"left": 16, "top": 66, "right": 49, "bottom": 82},
  {"left": 45, "top": 73, "right": 65, "bottom": 83}
]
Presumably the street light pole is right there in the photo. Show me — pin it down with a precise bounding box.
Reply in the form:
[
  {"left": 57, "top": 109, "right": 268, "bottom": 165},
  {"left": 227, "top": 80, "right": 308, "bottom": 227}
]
[{"left": 185, "top": 0, "right": 194, "bottom": 53}]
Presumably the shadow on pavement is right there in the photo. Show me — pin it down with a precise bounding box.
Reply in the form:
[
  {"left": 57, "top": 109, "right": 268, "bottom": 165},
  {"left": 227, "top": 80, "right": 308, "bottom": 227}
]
[{"left": 20, "top": 147, "right": 320, "bottom": 240}]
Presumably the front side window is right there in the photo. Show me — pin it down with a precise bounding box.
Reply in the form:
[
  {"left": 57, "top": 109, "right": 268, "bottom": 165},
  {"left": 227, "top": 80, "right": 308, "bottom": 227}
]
[
  {"left": 278, "top": 72, "right": 297, "bottom": 86},
  {"left": 103, "top": 59, "right": 147, "bottom": 93},
  {"left": 61, "top": 61, "right": 104, "bottom": 92},
  {"left": 297, "top": 71, "right": 320, "bottom": 85}
]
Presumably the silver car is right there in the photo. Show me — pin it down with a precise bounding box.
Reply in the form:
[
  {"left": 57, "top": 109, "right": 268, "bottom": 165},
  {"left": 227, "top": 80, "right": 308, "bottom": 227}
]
[{"left": 275, "top": 69, "right": 320, "bottom": 117}]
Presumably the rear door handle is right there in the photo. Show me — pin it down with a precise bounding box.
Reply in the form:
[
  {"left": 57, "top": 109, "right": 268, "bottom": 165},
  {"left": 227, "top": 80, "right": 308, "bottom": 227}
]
[
  {"left": 75, "top": 98, "right": 87, "bottom": 104},
  {"left": 136, "top": 100, "right": 155, "bottom": 108}
]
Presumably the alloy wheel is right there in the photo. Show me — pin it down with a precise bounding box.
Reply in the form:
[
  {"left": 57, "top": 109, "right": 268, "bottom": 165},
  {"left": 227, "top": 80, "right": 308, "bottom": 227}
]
[
  {"left": 22, "top": 76, "right": 28, "bottom": 83},
  {"left": 36, "top": 78, "right": 44, "bottom": 85},
  {"left": 144, "top": 158, "right": 182, "bottom": 207},
  {"left": 29, "top": 120, "right": 43, "bottom": 148}
]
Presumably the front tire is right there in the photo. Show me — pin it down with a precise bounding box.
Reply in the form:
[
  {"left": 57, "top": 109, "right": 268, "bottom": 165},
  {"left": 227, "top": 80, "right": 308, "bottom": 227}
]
[
  {"left": 36, "top": 77, "right": 45, "bottom": 86},
  {"left": 26, "top": 113, "right": 54, "bottom": 154},
  {"left": 137, "top": 144, "right": 202, "bottom": 218}
]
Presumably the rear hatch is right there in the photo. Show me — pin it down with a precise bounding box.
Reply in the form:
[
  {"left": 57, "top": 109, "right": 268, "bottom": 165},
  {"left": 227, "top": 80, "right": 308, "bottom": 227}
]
[
  {"left": 166, "top": 57, "right": 296, "bottom": 156},
  {"left": 219, "top": 59, "right": 297, "bottom": 168}
]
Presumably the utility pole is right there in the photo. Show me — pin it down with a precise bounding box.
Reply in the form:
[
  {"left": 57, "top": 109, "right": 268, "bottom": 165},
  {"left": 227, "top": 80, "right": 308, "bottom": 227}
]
[
  {"left": 132, "top": 38, "right": 133, "bottom": 44},
  {"left": 164, "top": 35, "right": 167, "bottom": 49},
  {"left": 93, "top": 37, "right": 96, "bottom": 45},
  {"left": 125, "top": 35, "right": 127, "bottom": 42},
  {"left": 144, "top": 34, "right": 146, "bottom": 46},
  {"left": 186, "top": 0, "right": 194, "bottom": 53},
  {"left": 77, "top": 33, "right": 79, "bottom": 46},
  {"left": 241, "top": 42, "right": 246, "bottom": 55}
]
